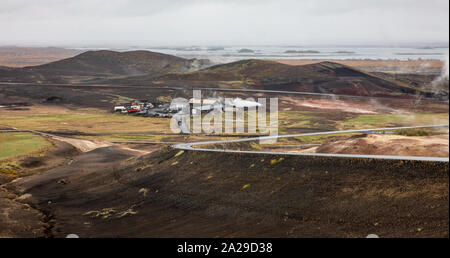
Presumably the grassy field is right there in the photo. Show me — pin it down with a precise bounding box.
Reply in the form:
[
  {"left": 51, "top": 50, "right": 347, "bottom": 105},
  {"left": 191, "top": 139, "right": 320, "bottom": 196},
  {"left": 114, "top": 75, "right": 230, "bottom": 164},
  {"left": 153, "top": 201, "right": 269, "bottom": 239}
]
[
  {"left": 278, "top": 111, "right": 315, "bottom": 132},
  {"left": 0, "top": 106, "right": 279, "bottom": 144},
  {"left": 339, "top": 113, "right": 449, "bottom": 130},
  {"left": 0, "top": 132, "right": 52, "bottom": 160},
  {"left": 291, "top": 133, "right": 362, "bottom": 144},
  {"left": 0, "top": 111, "right": 171, "bottom": 134},
  {"left": 1, "top": 105, "right": 447, "bottom": 144}
]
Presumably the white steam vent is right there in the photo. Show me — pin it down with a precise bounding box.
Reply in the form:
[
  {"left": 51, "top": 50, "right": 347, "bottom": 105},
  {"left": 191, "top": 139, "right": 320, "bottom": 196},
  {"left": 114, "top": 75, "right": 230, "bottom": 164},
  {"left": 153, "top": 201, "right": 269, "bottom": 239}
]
[{"left": 431, "top": 52, "right": 450, "bottom": 93}]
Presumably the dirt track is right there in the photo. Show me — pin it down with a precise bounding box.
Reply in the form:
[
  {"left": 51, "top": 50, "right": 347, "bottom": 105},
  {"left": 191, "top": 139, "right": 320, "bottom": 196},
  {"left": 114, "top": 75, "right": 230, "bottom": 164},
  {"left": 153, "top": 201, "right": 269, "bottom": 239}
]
[
  {"left": 4, "top": 147, "right": 448, "bottom": 238},
  {"left": 50, "top": 136, "right": 111, "bottom": 152}
]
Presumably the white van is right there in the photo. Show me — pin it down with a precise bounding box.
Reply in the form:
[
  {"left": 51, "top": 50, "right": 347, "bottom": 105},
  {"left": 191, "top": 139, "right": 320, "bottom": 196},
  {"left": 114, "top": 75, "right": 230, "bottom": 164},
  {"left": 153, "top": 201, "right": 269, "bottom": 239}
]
[{"left": 114, "top": 106, "right": 126, "bottom": 112}]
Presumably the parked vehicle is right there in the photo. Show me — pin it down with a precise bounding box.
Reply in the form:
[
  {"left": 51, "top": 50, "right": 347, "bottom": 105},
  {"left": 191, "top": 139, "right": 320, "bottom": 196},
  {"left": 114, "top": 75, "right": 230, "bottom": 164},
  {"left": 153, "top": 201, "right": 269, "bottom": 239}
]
[
  {"left": 114, "top": 106, "right": 127, "bottom": 112},
  {"left": 127, "top": 105, "right": 141, "bottom": 113},
  {"left": 113, "top": 101, "right": 175, "bottom": 117}
]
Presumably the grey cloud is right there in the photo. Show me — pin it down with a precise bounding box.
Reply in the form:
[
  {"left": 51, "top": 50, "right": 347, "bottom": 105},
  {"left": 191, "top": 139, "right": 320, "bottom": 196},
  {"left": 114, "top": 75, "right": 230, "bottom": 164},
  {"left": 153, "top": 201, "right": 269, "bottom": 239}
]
[{"left": 0, "top": 0, "right": 448, "bottom": 46}]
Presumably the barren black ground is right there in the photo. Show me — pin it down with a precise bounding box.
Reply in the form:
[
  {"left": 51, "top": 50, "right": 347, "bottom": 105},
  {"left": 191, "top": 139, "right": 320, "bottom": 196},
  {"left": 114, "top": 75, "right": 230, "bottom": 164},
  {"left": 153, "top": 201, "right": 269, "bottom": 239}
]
[
  {"left": 3, "top": 147, "right": 448, "bottom": 238},
  {"left": 0, "top": 49, "right": 448, "bottom": 238}
]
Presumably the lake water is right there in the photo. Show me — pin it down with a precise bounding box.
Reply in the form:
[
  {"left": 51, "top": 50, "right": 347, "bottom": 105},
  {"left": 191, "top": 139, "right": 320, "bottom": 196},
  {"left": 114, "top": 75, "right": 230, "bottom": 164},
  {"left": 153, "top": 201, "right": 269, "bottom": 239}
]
[{"left": 73, "top": 46, "right": 449, "bottom": 62}]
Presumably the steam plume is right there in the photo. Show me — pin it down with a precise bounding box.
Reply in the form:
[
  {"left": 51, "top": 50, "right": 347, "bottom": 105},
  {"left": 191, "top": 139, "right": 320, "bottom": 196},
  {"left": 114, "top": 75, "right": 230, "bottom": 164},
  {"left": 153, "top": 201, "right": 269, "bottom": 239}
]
[{"left": 431, "top": 53, "right": 450, "bottom": 94}]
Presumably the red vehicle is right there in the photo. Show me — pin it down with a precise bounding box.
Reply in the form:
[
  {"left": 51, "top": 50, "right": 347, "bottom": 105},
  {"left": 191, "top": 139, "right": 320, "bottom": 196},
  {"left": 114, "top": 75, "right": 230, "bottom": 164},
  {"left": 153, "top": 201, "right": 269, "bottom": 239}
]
[{"left": 127, "top": 105, "right": 141, "bottom": 113}]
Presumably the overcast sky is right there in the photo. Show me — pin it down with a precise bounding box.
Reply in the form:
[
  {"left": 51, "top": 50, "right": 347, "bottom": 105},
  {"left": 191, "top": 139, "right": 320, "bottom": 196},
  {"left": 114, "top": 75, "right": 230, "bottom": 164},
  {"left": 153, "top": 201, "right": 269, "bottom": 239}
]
[{"left": 0, "top": 0, "right": 448, "bottom": 47}]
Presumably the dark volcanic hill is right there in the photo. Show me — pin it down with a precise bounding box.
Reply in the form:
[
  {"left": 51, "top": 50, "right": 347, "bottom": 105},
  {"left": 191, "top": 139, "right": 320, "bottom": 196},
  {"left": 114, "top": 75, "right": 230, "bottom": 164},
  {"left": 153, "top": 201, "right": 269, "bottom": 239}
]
[
  {"left": 159, "top": 59, "right": 431, "bottom": 97},
  {"left": 0, "top": 50, "right": 211, "bottom": 84},
  {"left": 0, "top": 50, "right": 439, "bottom": 98}
]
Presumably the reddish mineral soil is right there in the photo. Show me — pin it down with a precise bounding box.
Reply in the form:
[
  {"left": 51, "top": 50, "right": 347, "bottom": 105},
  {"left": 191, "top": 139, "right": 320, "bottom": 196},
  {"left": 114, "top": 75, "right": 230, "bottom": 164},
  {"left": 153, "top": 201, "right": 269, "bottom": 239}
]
[
  {"left": 280, "top": 97, "right": 380, "bottom": 114},
  {"left": 315, "top": 134, "right": 449, "bottom": 157}
]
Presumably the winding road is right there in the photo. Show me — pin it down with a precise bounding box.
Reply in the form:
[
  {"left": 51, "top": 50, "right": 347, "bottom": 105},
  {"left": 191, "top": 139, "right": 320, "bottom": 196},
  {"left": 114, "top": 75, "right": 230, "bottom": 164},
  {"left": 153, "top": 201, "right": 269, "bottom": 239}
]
[
  {"left": 1, "top": 125, "right": 449, "bottom": 162},
  {"left": 172, "top": 125, "right": 450, "bottom": 162}
]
